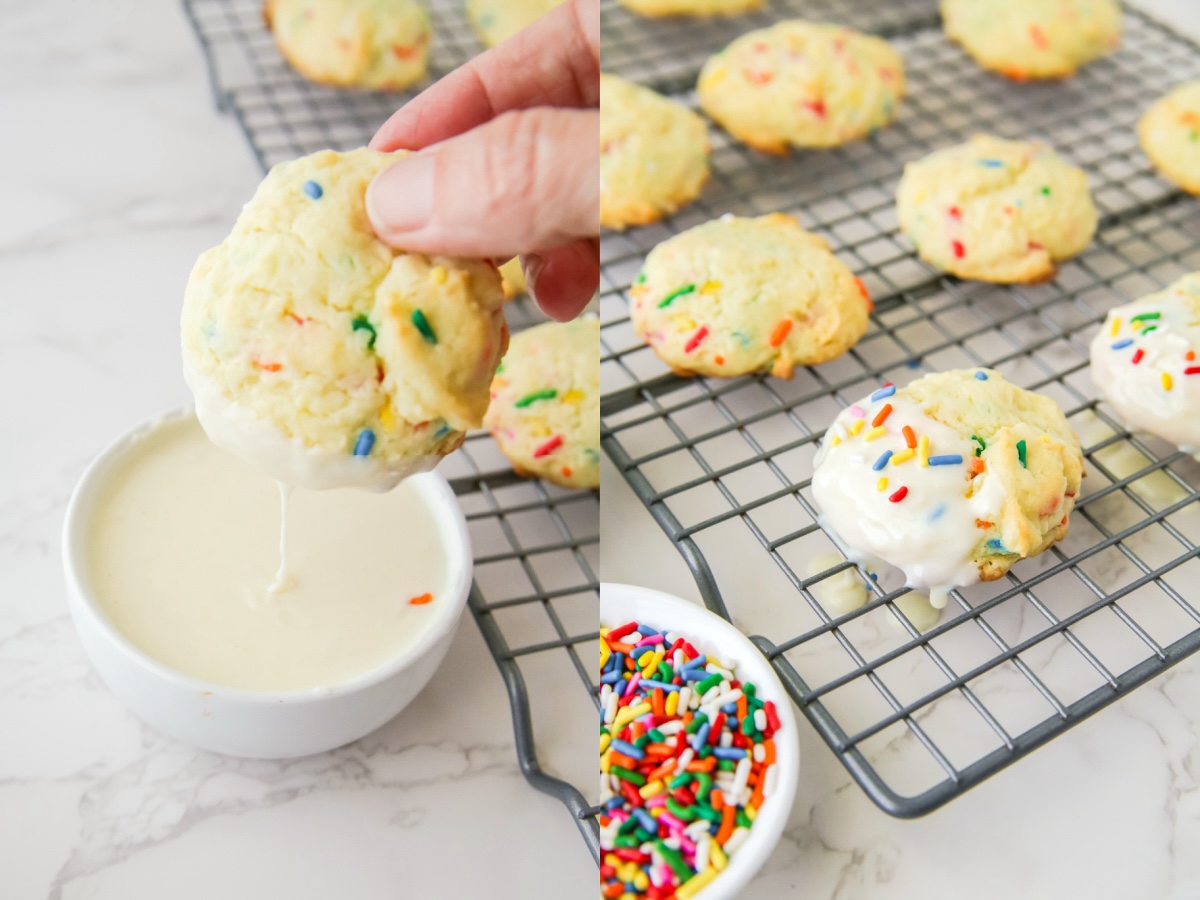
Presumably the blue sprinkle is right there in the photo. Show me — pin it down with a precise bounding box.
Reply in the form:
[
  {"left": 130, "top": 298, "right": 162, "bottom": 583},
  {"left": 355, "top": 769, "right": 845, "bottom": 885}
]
[
  {"left": 974, "top": 371, "right": 988, "bottom": 380},
  {"left": 721, "top": 702, "right": 738, "bottom": 714},
  {"left": 869, "top": 572, "right": 879, "bottom": 582},
  {"left": 870, "top": 384, "right": 897, "bottom": 402},
  {"left": 691, "top": 722, "right": 711, "bottom": 750},
  {"left": 872, "top": 450, "right": 894, "bottom": 471},
  {"left": 929, "top": 503, "right": 947, "bottom": 522},
  {"left": 606, "top": 796, "right": 625, "bottom": 810},
  {"left": 928, "top": 454, "right": 964, "bottom": 466},
  {"left": 610, "top": 738, "right": 645, "bottom": 760},
  {"left": 612, "top": 653, "right": 624, "bottom": 672},
  {"left": 1111, "top": 338, "right": 1134, "bottom": 349},
  {"left": 638, "top": 625, "right": 661, "bottom": 636},
  {"left": 683, "top": 668, "right": 710, "bottom": 682},
  {"left": 711, "top": 747, "right": 748, "bottom": 760},
  {"left": 907, "top": 358, "right": 922, "bottom": 369},
  {"left": 986, "top": 538, "right": 1008, "bottom": 553},
  {"left": 600, "top": 669, "right": 624, "bottom": 684},
  {"left": 978, "top": 158, "right": 1004, "bottom": 168},
  {"left": 353, "top": 429, "right": 376, "bottom": 457},
  {"left": 302, "top": 179, "right": 323, "bottom": 200},
  {"left": 638, "top": 679, "right": 681, "bottom": 692},
  {"left": 633, "top": 808, "right": 657, "bottom": 832},
  {"left": 682, "top": 655, "right": 707, "bottom": 670}
]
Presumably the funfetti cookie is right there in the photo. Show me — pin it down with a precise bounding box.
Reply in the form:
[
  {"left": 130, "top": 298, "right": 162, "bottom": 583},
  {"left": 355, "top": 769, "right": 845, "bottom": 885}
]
[
  {"left": 696, "top": 21, "right": 906, "bottom": 154},
  {"left": 617, "top": 0, "right": 761, "bottom": 18},
  {"left": 1090, "top": 273, "right": 1200, "bottom": 453},
  {"left": 181, "top": 148, "right": 509, "bottom": 492},
  {"left": 601, "top": 73, "right": 711, "bottom": 230},
  {"left": 1140, "top": 82, "right": 1200, "bottom": 195},
  {"left": 941, "top": 0, "right": 1121, "bottom": 81},
  {"left": 485, "top": 317, "right": 600, "bottom": 489},
  {"left": 896, "top": 134, "right": 1098, "bottom": 283},
  {"left": 812, "top": 369, "right": 1084, "bottom": 607},
  {"left": 466, "top": 0, "right": 566, "bottom": 47},
  {"left": 629, "top": 214, "right": 872, "bottom": 379}
]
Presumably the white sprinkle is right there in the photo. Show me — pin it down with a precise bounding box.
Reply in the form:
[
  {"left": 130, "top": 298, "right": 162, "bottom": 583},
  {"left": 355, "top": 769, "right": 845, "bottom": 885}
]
[
  {"left": 763, "top": 763, "right": 780, "bottom": 798},
  {"left": 731, "top": 757, "right": 751, "bottom": 800},
  {"left": 754, "top": 708, "right": 767, "bottom": 732},
  {"left": 753, "top": 744, "right": 766, "bottom": 763},
  {"left": 694, "top": 836, "right": 711, "bottom": 872},
  {"left": 604, "top": 691, "right": 618, "bottom": 725},
  {"left": 724, "top": 827, "right": 752, "bottom": 856},
  {"left": 656, "top": 720, "right": 684, "bottom": 736},
  {"left": 677, "top": 748, "right": 695, "bottom": 772}
]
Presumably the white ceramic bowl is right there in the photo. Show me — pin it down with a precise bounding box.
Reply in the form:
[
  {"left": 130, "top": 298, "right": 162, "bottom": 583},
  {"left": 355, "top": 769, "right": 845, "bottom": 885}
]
[
  {"left": 62, "top": 407, "right": 473, "bottom": 759},
  {"left": 600, "top": 583, "right": 799, "bottom": 900}
]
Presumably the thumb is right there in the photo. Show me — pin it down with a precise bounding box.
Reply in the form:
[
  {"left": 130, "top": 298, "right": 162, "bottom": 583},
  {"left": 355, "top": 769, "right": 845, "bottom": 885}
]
[{"left": 366, "top": 107, "right": 598, "bottom": 258}]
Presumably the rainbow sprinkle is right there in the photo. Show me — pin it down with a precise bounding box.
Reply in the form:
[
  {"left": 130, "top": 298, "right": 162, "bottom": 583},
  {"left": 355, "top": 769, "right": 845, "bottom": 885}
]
[
  {"left": 974, "top": 371, "right": 988, "bottom": 380},
  {"left": 658, "top": 284, "right": 696, "bottom": 309},
  {"left": 302, "top": 180, "right": 323, "bottom": 200},
  {"left": 534, "top": 434, "right": 564, "bottom": 458},
  {"left": 352, "top": 315, "right": 377, "bottom": 348},
  {"left": 353, "top": 429, "right": 376, "bottom": 457},
  {"left": 515, "top": 389, "right": 558, "bottom": 408},
  {"left": 1016, "top": 440, "right": 1027, "bottom": 468},
  {"left": 872, "top": 450, "right": 894, "bottom": 471},
  {"left": 411, "top": 309, "right": 437, "bottom": 344}
]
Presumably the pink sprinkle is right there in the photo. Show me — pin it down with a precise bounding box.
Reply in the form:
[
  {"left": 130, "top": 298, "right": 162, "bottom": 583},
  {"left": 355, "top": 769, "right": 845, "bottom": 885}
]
[
  {"left": 644, "top": 795, "right": 667, "bottom": 809},
  {"left": 684, "top": 325, "right": 710, "bottom": 353},
  {"left": 849, "top": 405, "right": 866, "bottom": 418},
  {"left": 679, "top": 837, "right": 697, "bottom": 854},
  {"left": 659, "top": 812, "right": 686, "bottom": 832},
  {"left": 623, "top": 671, "right": 641, "bottom": 698},
  {"left": 533, "top": 434, "right": 563, "bottom": 457},
  {"left": 633, "top": 633, "right": 666, "bottom": 649}
]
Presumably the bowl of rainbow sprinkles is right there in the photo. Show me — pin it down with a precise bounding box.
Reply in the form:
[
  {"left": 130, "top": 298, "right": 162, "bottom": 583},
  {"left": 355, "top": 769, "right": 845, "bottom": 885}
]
[{"left": 599, "top": 583, "right": 799, "bottom": 900}]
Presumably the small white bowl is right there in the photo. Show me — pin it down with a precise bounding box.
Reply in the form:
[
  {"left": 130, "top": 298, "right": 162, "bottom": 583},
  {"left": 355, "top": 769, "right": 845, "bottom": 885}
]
[
  {"left": 600, "top": 583, "right": 799, "bottom": 900},
  {"left": 62, "top": 407, "right": 473, "bottom": 759}
]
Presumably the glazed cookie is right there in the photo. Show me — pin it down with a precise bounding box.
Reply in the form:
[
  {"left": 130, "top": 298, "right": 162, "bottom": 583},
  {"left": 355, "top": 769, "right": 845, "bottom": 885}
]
[
  {"left": 500, "top": 258, "right": 528, "bottom": 299},
  {"left": 467, "top": 0, "right": 566, "bottom": 47},
  {"left": 696, "top": 21, "right": 906, "bottom": 153},
  {"left": 181, "top": 148, "right": 508, "bottom": 492},
  {"left": 485, "top": 317, "right": 600, "bottom": 489},
  {"left": 1090, "top": 273, "right": 1200, "bottom": 452},
  {"left": 600, "top": 73, "right": 711, "bottom": 230},
  {"left": 942, "top": 0, "right": 1121, "bottom": 81},
  {"left": 1139, "top": 82, "right": 1200, "bottom": 194},
  {"left": 617, "top": 0, "right": 761, "bottom": 19},
  {"left": 265, "top": 0, "right": 431, "bottom": 90},
  {"left": 629, "top": 214, "right": 872, "bottom": 379},
  {"left": 896, "top": 134, "right": 1098, "bottom": 283},
  {"left": 812, "top": 369, "right": 1084, "bottom": 606}
]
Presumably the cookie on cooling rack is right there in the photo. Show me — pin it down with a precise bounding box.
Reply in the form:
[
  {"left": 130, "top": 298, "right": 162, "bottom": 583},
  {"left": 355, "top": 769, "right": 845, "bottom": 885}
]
[
  {"left": 812, "top": 369, "right": 1084, "bottom": 606},
  {"left": 1090, "top": 273, "right": 1200, "bottom": 453},
  {"left": 601, "top": 73, "right": 711, "bottom": 230},
  {"left": 696, "top": 20, "right": 906, "bottom": 154},
  {"left": 500, "top": 258, "right": 527, "bottom": 299},
  {"left": 1139, "top": 82, "right": 1200, "bottom": 194},
  {"left": 181, "top": 148, "right": 509, "bottom": 492},
  {"left": 264, "top": 0, "right": 431, "bottom": 90},
  {"left": 941, "top": 0, "right": 1121, "bottom": 81},
  {"left": 467, "top": 0, "right": 566, "bottom": 47},
  {"left": 628, "top": 214, "right": 872, "bottom": 379},
  {"left": 896, "top": 134, "right": 1098, "bottom": 283},
  {"left": 485, "top": 317, "right": 600, "bottom": 489},
  {"left": 616, "top": 0, "right": 761, "bottom": 19}
]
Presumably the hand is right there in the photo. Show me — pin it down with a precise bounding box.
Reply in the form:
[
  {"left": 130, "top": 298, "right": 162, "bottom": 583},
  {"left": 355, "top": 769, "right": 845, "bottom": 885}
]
[{"left": 367, "top": 0, "right": 599, "bottom": 321}]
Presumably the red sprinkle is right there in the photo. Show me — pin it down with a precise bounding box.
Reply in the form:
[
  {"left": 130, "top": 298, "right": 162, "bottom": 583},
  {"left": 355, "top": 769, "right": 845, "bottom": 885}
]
[
  {"left": 408, "top": 593, "right": 434, "bottom": 605},
  {"left": 1185, "top": 366, "right": 1200, "bottom": 375},
  {"left": 872, "top": 403, "right": 893, "bottom": 427},
  {"left": 951, "top": 240, "right": 966, "bottom": 259},
  {"left": 889, "top": 486, "right": 909, "bottom": 503},
  {"left": 802, "top": 99, "right": 827, "bottom": 118},
  {"left": 1132, "top": 349, "right": 1145, "bottom": 365},
  {"left": 392, "top": 43, "right": 418, "bottom": 59},
  {"left": 855, "top": 277, "right": 874, "bottom": 311},
  {"left": 684, "top": 325, "right": 710, "bottom": 353},
  {"left": 1030, "top": 24, "right": 1049, "bottom": 49},
  {"left": 902, "top": 425, "right": 917, "bottom": 448},
  {"left": 948, "top": 206, "right": 962, "bottom": 220},
  {"left": 768, "top": 318, "right": 793, "bottom": 348},
  {"left": 744, "top": 69, "right": 774, "bottom": 85},
  {"left": 534, "top": 434, "right": 564, "bottom": 458}
]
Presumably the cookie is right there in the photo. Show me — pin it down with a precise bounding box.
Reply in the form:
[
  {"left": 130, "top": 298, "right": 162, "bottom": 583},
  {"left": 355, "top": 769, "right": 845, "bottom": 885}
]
[
  {"left": 265, "top": 0, "right": 431, "bottom": 90},
  {"left": 1139, "top": 82, "right": 1200, "bottom": 194},
  {"left": 629, "top": 214, "right": 872, "bottom": 379},
  {"left": 181, "top": 148, "right": 509, "bottom": 492},
  {"left": 485, "top": 317, "right": 600, "bottom": 489},
  {"left": 1090, "top": 273, "right": 1200, "bottom": 453},
  {"left": 696, "top": 21, "right": 906, "bottom": 153},
  {"left": 896, "top": 134, "right": 1098, "bottom": 283},
  {"left": 812, "top": 369, "right": 1084, "bottom": 606},
  {"left": 500, "top": 257, "right": 527, "bottom": 299},
  {"left": 616, "top": 0, "right": 761, "bottom": 18},
  {"left": 601, "top": 73, "right": 711, "bottom": 230},
  {"left": 467, "top": 0, "right": 567, "bottom": 47},
  {"left": 941, "top": 0, "right": 1120, "bottom": 81}
]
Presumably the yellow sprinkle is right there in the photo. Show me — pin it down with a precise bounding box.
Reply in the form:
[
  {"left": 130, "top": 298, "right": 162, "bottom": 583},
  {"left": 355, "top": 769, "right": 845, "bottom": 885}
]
[
  {"left": 633, "top": 872, "right": 650, "bottom": 892},
  {"left": 1163, "top": 372, "right": 1174, "bottom": 391},
  {"left": 561, "top": 389, "right": 585, "bottom": 404},
  {"left": 431, "top": 265, "right": 448, "bottom": 284},
  {"left": 620, "top": 894, "right": 637, "bottom": 900},
  {"left": 641, "top": 648, "right": 663, "bottom": 677},
  {"left": 891, "top": 448, "right": 915, "bottom": 465},
  {"left": 612, "top": 703, "right": 649, "bottom": 731},
  {"left": 848, "top": 419, "right": 865, "bottom": 437},
  {"left": 700, "top": 280, "right": 722, "bottom": 294},
  {"left": 1040, "top": 434, "right": 1050, "bottom": 443},
  {"left": 676, "top": 867, "right": 719, "bottom": 899},
  {"left": 918, "top": 434, "right": 930, "bottom": 467},
  {"left": 604, "top": 853, "right": 620, "bottom": 867},
  {"left": 876, "top": 477, "right": 889, "bottom": 492},
  {"left": 600, "top": 639, "right": 610, "bottom": 669},
  {"left": 710, "top": 842, "right": 728, "bottom": 872},
  {"left": 379, "top": 402, "right": 395, "bottom": 431},
  {"left": 618, "top": 862, "right": 640, "bottom": 883},
  {"left": 601, "top": 753, "right": 611, "bottom": 774},
  {"left": 829, "top": 433, "right": 842, "bottom": 447},
  {"left": 1111, "top": 317, "right": 1122, "bottom": 337},
  {"left": 745, "top": 804, "right": 757, "bottom": 821},
  {"left": 864, "top": 426, "right": 887, "bottom": 442},
  {"left": 600, "top": 627, "right": 610, "bottom": 638},
  {"left": 665, "top": 690, "right": 679, "bottom": 717},
  {"left": 638, "top": 780, "right": 664, "bottom": 799},
  {"left": 600, "top": 733, "right": 610, "bottom": 754}
]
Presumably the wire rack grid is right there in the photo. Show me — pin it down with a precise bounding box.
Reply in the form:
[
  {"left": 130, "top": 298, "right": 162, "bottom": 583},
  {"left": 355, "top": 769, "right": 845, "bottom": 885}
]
[
  {"left": 179, "top": 0, "right": 602, "bottom": 859},
  {"left": 600, "top": 2, "right": 1200, "bottom": 817}
]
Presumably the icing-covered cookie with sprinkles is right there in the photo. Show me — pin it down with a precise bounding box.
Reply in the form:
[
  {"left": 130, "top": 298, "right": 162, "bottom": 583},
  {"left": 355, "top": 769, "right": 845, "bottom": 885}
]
[
  {"left": 941, "top": 0, "right": 1120, "bottom": 81},
  {"left": 601, "top": 73, "right": 711, "bottom": 230},
  {"left": 896, "top": 134, "right": 1098, "bottom": 283},
  {"left": 629, "top": 214, "right": 871, "bottom": 379},
  {"left": 1139, "top": 82, "right": 1200, "bottom": 195},
  {"left": 485, "top": 317, "right": 600, "bottom": 489},
  {"left": 466, "top": 0, "right": 566, "bottom": 47},
  {"left": 812, "top": 369, "right": 1084, "bottom": 607},
  {"left": 617, "top": 0, "right": 761, "bottom": 19},
  {"left": 265, "top": 0, "right": 431, "bottom": 90},
  {"left": 696, "top": 21, "right": 906, "bottom": 154},
  {"left": 181, "top": 148, "right": 508, "bottom": 492},
  {"left": 1090, "top": 273, "right": 1200, "bottom": 453}
]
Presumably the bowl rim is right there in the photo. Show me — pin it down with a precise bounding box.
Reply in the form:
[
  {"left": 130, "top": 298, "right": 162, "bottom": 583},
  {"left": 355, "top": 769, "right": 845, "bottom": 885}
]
[
  {"left": 62, "top": 404, "right": 474, "bottom": 705},
  {"left": 599, "top": 582, "right": 800, "bottom": 900}
]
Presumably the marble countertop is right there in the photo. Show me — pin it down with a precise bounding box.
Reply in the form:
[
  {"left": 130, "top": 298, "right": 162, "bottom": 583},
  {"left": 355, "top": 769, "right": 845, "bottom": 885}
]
[{"left": 0, "top": 2, "right": 593, "bottom": 897}]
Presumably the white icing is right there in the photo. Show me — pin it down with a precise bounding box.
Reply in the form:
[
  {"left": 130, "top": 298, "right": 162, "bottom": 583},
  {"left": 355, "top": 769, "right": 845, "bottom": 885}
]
[
  {"left": 1089, "top": 286, "right": 1200, "bottom": 453},
  {"left": 267, "top": 482, "right": 295, "bottom": 596},
  {"left": 812, "top": 391, "right": 1005, "bottom": 594},
  {"left": 183, "top": 357, "right": 440, "bottom": 492},
  {"left": 891, "top": 592, "right": 942, "bottom": 632},
  {"left": 806, "top": 552, "right": 868, "bottom": 615}
]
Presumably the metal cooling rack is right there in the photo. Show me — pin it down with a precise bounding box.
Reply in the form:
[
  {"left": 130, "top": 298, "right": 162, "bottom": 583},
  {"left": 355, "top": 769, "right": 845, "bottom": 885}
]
[
  {"left": 601, "top": 2, "right": 1200, "bottom": 817},
  {"left": 179, "top": 0, "right": 600, "bottom": 858}
]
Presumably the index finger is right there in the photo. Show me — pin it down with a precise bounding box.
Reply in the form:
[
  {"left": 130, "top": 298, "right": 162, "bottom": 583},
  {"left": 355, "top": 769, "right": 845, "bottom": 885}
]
[{"left": 369, "top": 0, "right": 600, "bottom": 152}]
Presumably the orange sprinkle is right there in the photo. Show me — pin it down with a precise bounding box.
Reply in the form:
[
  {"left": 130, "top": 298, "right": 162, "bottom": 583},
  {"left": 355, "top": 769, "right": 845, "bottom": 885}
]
[
  {"left": 743, "top": 68, "right": 774, "bottom": 85},
  {"left": 736, "top": 694, "right": 748, "bottom": 724},
  {"left": 976, "top": 519, "right": 993, "bottom": 529},
  {"left": 252, "top": 360, "right": 282, "bottom": 372},
  {"left": 714, "top": 355, "right": 725, "bottom": 366},
  {"left": 645, "top": 758, "right": 676, "bottom": 783},
  {"left": 561, "top": 466, "right": 573, "bottom": 478},
  {"left": 969, "top": 457, "right": 986, "bottom": 476},
  {"left": 710, "top": 789, "right": 725, "bottom": 811},
  {"left": 902, "top": 425, "right": 917, "bottom": 449},
  {"left": 769, "top": 318, "right": 793, "bottom": 348},
  {"left": 607, "top": 641, "right": 634, "bottom": 654},
  {"left": 855, "top": 277, "right": 874, "bottom": 311},
  {"left": 872, "top": 403, "right": 893, "bottom": 427},
  {"left": 749, "top": 774, "right": 767, "bottom": 811},
  {"left": 1188, "top": 350, "right": 1196, "bottom": 362},
  {"left": 763, "top": 740, "right": 776, "bottom": 765},
  {"left": 651, "top": 688, "right": 664, "bottom": 717},
  {"left": 609, "top": 751, "right": 639, "bottom": 769},
  {"left": 686, "top": 758, "right": 717, "bottom": 773},
  {"left": 716, "top": 805, "right": 737, "bottom": 844},
  {"left": 409, "top": 592, "right": 434, "bottom": 605},
  {"left": 1029, "top": 24, "right": 1049, "bottom": 49}
]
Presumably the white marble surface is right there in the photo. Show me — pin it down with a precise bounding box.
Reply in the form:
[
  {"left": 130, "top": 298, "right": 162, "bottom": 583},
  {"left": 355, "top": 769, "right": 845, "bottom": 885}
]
[
  {"left": 602, "top": 3, "right": 1200, "bottom": 898},
  {"left": 0, "top": 2, "right": 593, "bottom": 897}
]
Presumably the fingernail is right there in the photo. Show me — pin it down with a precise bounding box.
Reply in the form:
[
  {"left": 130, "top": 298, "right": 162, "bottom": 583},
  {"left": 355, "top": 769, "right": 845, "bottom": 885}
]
[{"left": 366, "top": 154, "right": 434, "bottom": 237}]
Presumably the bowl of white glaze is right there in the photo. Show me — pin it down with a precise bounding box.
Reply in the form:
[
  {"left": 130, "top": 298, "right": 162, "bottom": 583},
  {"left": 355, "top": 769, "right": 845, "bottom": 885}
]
[
  {"left": 62, "top": 406, "right": 473, "bottom": 758},
  {"left": 600, "top": 583, "right": 799, "bottom": 900}
]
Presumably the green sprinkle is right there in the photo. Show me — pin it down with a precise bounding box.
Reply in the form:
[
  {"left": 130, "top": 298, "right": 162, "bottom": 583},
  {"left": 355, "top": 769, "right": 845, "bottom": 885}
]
[
  {"left": 972, "top": 434, "right": 987, "bottom": 457},
  {"left": 657, "top": 283, "right": 696, "bottom": 309},
  {"left": 656, "top": 661, "right": 673, "bottom": 682},
  {"left": 668, "top": 772, "right": 693, "bottom": 790},
  {"left": 696, "top": 744, "right": 711, "bottom": 759},
  {"left": 495, "top": 361, "right": 505, "bottom": 374},
  {"left": 736, "top": 810, "right": 752, "bottom": 828},
  {"left": 1040, "top": 186, "right": 1051, "bottom": 196},
  {"left": 514, "top": 388, "right": 557, "bottom": 408},
  {"left": 614, "top": 835, "right": 639, "bottom": 849},
  {"left": 696, "top": 672, "right": 723, "bottom": 695},
  {"left": 647, "top": 728, "right": 666, "bottom": 743},
  {"left": 411, "top": 309, "right": 437, "bottom": 344},
  {"left": 741, "top": 715, "right": 756, "bottom": 737},
  {"left": 633, "top": 733, "right": 652, "bottom": 749},
  {"left": 693, "top": 805, "right": 722, "bottom": 823},
  {"left": 351, "top": 315, "right": 377, "bottom": 349},
  {"left": 618, "top": 816, "right": 640, "bottom": 835},
  {"left": 1141, "top": 325, "right": 1159, "bottom": 334},
  {"left": 610, "top": 766, "right": 645, "bottom": 786},
  {"left": 1130, "top": 312, "right": 1162, "bottom": 323},
  {"left": 665, "top": 798, "right": 697, "bottom": 821},
  {"left": 656, "top": 841, "right": 694, "bottom": 882},
  {"left": 685, "top": 712, "right": 708, "bottom": 734},
  {"left": 694, "top": 772, "right": 713, "bottom": 802},
  {"left": 635, "top": 272, "right": 647, "bottom": 285},
  {"left": 716, "top": 758, "right": 736, "bottom": 772},
  {"left": 1017, "top": 439, "right": 1027, "bottom": 468}
]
